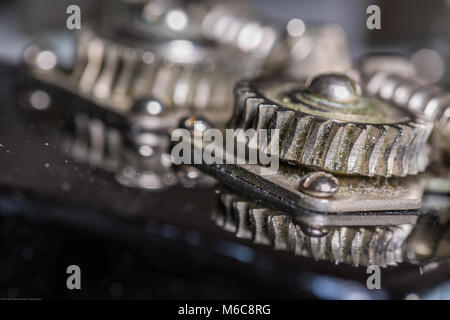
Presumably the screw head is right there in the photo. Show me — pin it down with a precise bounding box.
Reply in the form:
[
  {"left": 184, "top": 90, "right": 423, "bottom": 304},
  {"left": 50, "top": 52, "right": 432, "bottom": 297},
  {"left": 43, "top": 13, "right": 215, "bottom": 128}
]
[
  {"left": 299, "top": 171, "right": 339, "bottom": 198},
  {"left": 178, "top": 115, "right": 212, "bottom": 133},
  {"left": 306, "top": 73, "right": 361, "bottom": 104},
  {"left": 301, "top": 225, "right": 330, "bottom": 237},
  {"left": 132, "top": 96, "right": 165, "bottom": 116},
  {"left": 23, "top": 44, "right": 58, "bottom": 71}
]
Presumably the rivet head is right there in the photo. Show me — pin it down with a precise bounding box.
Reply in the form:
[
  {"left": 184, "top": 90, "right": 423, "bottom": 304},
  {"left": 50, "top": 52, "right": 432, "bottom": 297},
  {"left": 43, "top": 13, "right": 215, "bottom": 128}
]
[
  {"left": 23, "top": 44, "right": 58, "bottom": 71},
  {"left": 301, "top": 225, "right": 330, "bottom": 237},
  {"left": 132, "top": 96, "right": 165, "bottom": 116},
  {"left": 299, "top": 171, "right": 339, "bottom": 198},
  {"left": 306, "top": 73, "right": 361, "bottom": 104},
  {"left": 179, "top": 115, "right": 212, "bottom": 133}
]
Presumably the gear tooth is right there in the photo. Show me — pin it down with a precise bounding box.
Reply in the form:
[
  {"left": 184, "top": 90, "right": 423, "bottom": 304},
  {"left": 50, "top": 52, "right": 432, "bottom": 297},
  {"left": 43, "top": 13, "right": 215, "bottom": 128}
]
[
  {"left": 112, "top": 48, "right": 138, "bottom": 104},
  {"left": 347, "top": 129, "right": 366, "bottom": 174},
  {"left": 288, "top": 222, "right": 304, "bottom": 255},
  {"left": 324, "top": 126, "right": 343, "bottom": 171},
  {"left": 368, "top": 126, "right": 388, "bottom": 176},
  {"left": 354, "top": 126, "right": 382, "bottom": 176},
  {"left": 374, "top": 229, "right": 390, "bottom": 267},
  {"left": 256, "top": 104, "right": 277, "bottom": 131},
  {"left": 332, "top": 124, "right": 363, "bottom": 174},
  {"left": 256, "top": 104, "right": 278, "bottom": 154},
  {"left": 274, "top": 111, "right": 296, "bottom": 158},
  {"left": 378, "top": 76, "right": 402, "bottom": 102},
  {"left": 249, "top": 208, "right": 271, "bottom": 245},
  {"left": 303, "top": 120, "right": 339, "bottom": 168},
  {"left": 393, "top": 125, "right": 416, "bottom": 176},
  {"left": 424, "top": 93, "right": 450, "bottom": 121},
  {"left": 351, "top": 230, "right": 363, "bottom": 267},
  {"left": 211, "top": 207, "right": 224, "bottom": 226},
  {"left": 417, "top": 122, "right": 432, "bottom": 172},
  {"left": 231, "top": 83, "right": 259, "bottom": 128},
  {"left": 269, "top": 215, "right": 292, "bottom": 251},
  {"left": 242, "top": 98, "right": 264, "bottom": 130},
  {"left": 93, "top": 44, "right": 121, "bottom": 100},
  {"left": 359, "top": 228, "right": 375, "bottom": 267},
  {"left": 338, "top": 228, "right": 351, "bottom": 264},
  {"left": 341, "top": 228, "right": 357, "bottom": 265},
  {"left": 385, "top": 229, "right": 398, "bottom": 266},
  {"left": 284, "top": 116, "right": 315, "bottom": 162},
  {"left": 405, "top": 122, "right": 431, "bottom": 174},
  {"left": 378, "top": 126, "right": 404, "bottom": 177},
  {"left": 310, "top": 235, "right": 327, "bottom": 261},
  {"left": 223, "top": 198, "right": 239, "bottom": 233},
  {"left": 386, "top": 126, "right": 406, "bottom": 177},
  {"left": 79, "top": 37, "right": 106, "bottom": 94},
  {"left": 366, "top": 72, "right": 388, "bottom": 96},
  {"left": 368, "top": 231, "right": 379, "bottom": 266},
  {"left": 408, "top": 86, "right": 440, "bottom": 114},
  {"left": 233, "top": 201, "right": 253, "bottom": 239},
  {"left": 323, "top": 231, "right": 335, "bottom": 262},
  {"left": 392, "top": 80, "right": 419, "bottom": 106},
  {"left": 406, "top": 124, "right": 422, "bottom": 174},
  {"left": 331, "top": 229, "right": 341, "bottom": 265},
  {"left": 223, "top": 193, "right": 242, "bottom": 231},
  {"left": 394, "top": 224, "right": 413, "bottom": 264}
]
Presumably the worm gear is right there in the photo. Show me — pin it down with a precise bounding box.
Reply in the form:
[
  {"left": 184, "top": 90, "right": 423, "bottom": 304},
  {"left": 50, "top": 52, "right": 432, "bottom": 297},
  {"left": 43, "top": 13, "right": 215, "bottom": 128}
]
[
  {"left": 213, "top": 187, "right": 414, "bottom": 267},
  {"left": 232, "top": 73, "right": 432, "bottom": 177}
]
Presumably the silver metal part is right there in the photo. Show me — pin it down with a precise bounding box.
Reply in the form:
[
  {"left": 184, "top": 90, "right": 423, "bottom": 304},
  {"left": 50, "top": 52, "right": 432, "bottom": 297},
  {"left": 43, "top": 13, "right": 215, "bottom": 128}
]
[
  {"left": 189, "top": 134, "right": 422, "bottom": 222},
  {"left": 213, "top": 188, "right": 415, "bottom": 267},
  {"left": 365, "top": 71, "right": 450, "bottom": 193},
  {"left": 232, "top": 76, "right": 433, "bottom": 177},
  {"left": 199, "top": 2, "right": 351, "bottom": 77},
  {"left": 298, "top": 171, "right": 339, "bottom": 198}
]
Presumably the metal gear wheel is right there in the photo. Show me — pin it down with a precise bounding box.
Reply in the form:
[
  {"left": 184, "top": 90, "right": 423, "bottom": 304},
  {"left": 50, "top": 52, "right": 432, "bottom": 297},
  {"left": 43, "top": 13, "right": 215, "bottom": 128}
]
[
  {"left": 213, "top": 187, "right": 414, "bottom": 267},
  {"left": 365, "top": 70, "right": 450, "bottom": 192},
  {"left": 232, "top": 73, "right": 432, "bottom": 177},
  {"left": 23, "top": 26, "right": 242, "bottom": 132},
  {"left": 199, "top": 2, "right": 351, "bottom": 77}
]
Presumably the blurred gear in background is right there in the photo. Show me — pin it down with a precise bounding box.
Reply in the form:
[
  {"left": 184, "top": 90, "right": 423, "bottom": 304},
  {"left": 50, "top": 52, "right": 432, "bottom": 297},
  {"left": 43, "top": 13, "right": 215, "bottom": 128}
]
[{"left": 21, "top": 0, "right": 353, "bottom": 191}]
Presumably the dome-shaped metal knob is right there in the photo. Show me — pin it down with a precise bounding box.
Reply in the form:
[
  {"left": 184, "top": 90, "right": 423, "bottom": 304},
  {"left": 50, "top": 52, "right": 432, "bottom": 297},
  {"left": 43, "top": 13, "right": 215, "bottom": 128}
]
[{"left": 306, "top": 73, "right": 361, "bottom": 104}]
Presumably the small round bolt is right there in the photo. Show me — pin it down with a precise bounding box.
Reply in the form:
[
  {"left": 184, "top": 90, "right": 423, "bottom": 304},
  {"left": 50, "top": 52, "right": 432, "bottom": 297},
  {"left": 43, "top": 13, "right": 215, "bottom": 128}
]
[
  {"left": 299, "top": 171, "right": 339, "bottom": 198},
  {"left": 301, "top": 225, "right": 330, "bottom": 237},
  {"left": 132, "top": 96, "right": 165, "bottom": 116},
  {"left": 23, "top": 44, "right": 58, "bottom": 71},
  {"left": 306, "top": 73, "right": 362, "bottom": 104},
  {"left": 28, "top": 90, "right": 51, "bottom": 111},
  {"left": 178, "top": 115, "right": 212, "bottom": 133}
]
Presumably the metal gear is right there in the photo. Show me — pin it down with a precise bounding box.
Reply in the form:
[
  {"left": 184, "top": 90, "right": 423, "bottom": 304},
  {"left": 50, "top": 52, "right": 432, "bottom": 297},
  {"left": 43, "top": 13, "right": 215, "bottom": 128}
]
[
  {"left": 213, "top": 187, "right": 414, "bottom": 267},
  {"left": 365, "top": 71, "right": 450, "bottom": 192},
  {"left": 23, "top": 26, "right": 241, "bottom": 132},
  {"left": 199, "top": 2, "right": 351, "bottom": 77},
  {"left": 231, "top": 73, "right": 432, "bottom": 177}
]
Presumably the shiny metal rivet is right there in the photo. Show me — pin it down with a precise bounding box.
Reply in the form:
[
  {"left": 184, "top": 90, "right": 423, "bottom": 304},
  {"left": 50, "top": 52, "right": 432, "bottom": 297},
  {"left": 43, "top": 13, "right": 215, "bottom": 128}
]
[
  {"left": 24, "top": 44, "right": 58, "bottom": 71},
  {"left": 138, "top": 145, "right": 154, "bottom": 157},
  {"left": 131, "top": 97, "right": 165, "bottom": 116},
  {"left": 179, "top": 115, "right": 212, "bottom": 133},
  {"left": 299, "top": 171, "right": 339, "bottom": 198},
  {"left": 28, "top": 90, "right": 51, "bottom": 111},
  {"left": 301, "top": 225, "right": 330, "bottom": 238},
  {"left": 306, "top": 73, "right": 361, "bottom": 104}
]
